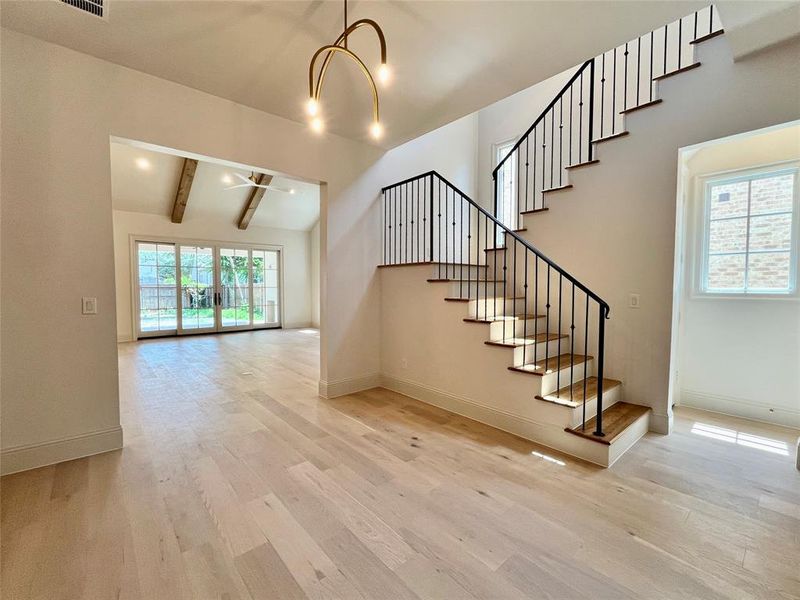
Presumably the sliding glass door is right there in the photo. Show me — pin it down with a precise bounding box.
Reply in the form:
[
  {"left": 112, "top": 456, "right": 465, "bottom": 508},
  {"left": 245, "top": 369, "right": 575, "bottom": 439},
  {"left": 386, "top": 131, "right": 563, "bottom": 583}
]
[{"left": 134, "top": 239, "right": 281, "bottom": 339}]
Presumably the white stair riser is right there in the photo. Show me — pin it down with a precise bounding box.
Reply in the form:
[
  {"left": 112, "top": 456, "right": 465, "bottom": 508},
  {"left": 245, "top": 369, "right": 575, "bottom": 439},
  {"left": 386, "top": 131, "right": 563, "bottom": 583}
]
[
  {"left": 488, "top": 318, "right": 543, "bottom": 340},
  {"left": 511, "top": 337, "right": 570, "bottom": 365},
  {"left": 430, "top": 264, "right": 486, "bottom": 280},
  {"left": 472, "top": 297, "right": 528, "bottom": 319},
  {"left": 568, "top": 385, "right": 622, "bottom": 429}
]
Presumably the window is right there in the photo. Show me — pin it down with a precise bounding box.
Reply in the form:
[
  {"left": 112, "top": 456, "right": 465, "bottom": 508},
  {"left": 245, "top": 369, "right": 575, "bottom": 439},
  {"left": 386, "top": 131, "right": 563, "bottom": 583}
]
[
  {"left": 701, "top": 167, "right": 798, "bottom": 294},
  {"left": 495, "top": 139, "right": 517, "bottom": 242}
]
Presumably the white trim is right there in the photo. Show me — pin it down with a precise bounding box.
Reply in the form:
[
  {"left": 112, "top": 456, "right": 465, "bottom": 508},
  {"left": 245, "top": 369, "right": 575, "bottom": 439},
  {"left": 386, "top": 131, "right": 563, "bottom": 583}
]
[
  {"left": 680, "top": 389, "right": 800, "bottom": 429},
  {"left": 1, "top": 426, "right": 123, "bottom": 475},
  {"left": 318, "top": 373, "right": 381, "bottom": 398}
]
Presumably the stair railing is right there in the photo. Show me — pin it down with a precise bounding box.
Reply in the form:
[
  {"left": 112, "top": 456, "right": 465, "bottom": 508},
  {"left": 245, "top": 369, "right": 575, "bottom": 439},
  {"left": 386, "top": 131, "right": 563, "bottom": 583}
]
[
  {"left": 382, "top": 171, "right": 610, "bottom": 436},
  {"left": 493, "top": 5, "right": 723, "bottom": 230}
]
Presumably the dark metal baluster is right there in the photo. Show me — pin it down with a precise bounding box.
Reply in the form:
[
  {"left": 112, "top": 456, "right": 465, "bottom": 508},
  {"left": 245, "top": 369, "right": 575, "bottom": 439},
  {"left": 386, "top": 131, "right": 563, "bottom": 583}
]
[
  {"left": 525, "top": 137, "right": 530, "bottom": 214},
  {"left": 522, "top": 250, "right": 528, "bottom": 368},
  {"left": 484, "top": 213, "right": 489, "bottom": 319},
  {"left": 451, "top": 187, "right": 456, "bottom": 279},
  {"left": 437, "top": 179, "right": 442, "bottom": 278},
  {"left": 558, "top": 97, "right": 563, "bottom": 187},
  {"left": 600, "top": 52, "right": 605, "bottom": 139},
  {"left": 502, "top": 230, "right": 507, "bottom": 336},
  {"left": 515, "top": 149, "right": 521, "bottom": 229},
  {"left": 444, "top": 182, "right": 448, "bottom": 276},
  {"left": 550, "top": 109, "right": 555, "bottom": 190},
  {"left": 475, "top": 208, "right": 479, "bottom": 300},
  {"left": 557, "top": 273, "right": 563, "bottom": 394},
  {"left": 612, "top": 47, "right": 616, "bottom": 134},
  {"left": 694, "top": 9, "right": 698, "bottom": 40},
  {"left": 709, "top": 5, "right": 713, "bottom": 36},
  {"left": 460, "top": 194, "right": 464, "bottom": 292},
  {"left": 582, "top": 298, "right": 589, "bottom": 429},
  {"left": 570, "top": 284, "right": 575, "bottom": 404},
  {"left": 534, "top": 258, "right": 539, "bottom": 367},
  {"left": 532, "top": 127, "right": 537, "bottom": 209},
  {"left": 678, "top": 16, "right": 683, "bottom": 70},
  {"left": 636, "top": 36, "right": 641, "bottom": 107},
  {"left": 649, "top": 31, "right": 654, "bottom": 102},
  {"left": 664, "top": 23, "right": 669, "bottom": 76},
  {"left": 428, "top": 174, "right": 434, "bottom": 262},
  {"left": 588, "top": 58, "right": 595, "bottom": 159},
  {"left": 623, "top": 42, "right": 629, "bottom": 111},
  {"left": 412, "top": 180, "right": 416, "bottom": 263},
  {"left": 579, "top": 71, "right": 584, "bottom": 163},
  {"left": 400, "top": 184, "right": 404, "bottom": 263},
  {"left": 595, "top": 307, "right": 605, "bottom": 437},
  {"left": 568, "top": 84, "right": 573, "bottom": 167},
  {"left": 545, "top": 265, "right": 551, "bottom": 370},
  {"left": 512, "top": 239, "right": 517, "bottom": 340}
]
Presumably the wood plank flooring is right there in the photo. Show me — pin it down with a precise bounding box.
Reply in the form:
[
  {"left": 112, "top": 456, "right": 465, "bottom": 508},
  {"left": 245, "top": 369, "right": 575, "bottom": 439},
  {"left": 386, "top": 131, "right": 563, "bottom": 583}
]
[{"left": 2, "top": 329, "right": 799, "bottom": 599}]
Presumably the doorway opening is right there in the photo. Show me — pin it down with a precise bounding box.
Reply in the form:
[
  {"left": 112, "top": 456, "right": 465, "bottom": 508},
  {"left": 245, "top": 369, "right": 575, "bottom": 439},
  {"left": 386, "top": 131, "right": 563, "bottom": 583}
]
[{"left": 669, "top": 120, "right": 800, "bottom": 430}]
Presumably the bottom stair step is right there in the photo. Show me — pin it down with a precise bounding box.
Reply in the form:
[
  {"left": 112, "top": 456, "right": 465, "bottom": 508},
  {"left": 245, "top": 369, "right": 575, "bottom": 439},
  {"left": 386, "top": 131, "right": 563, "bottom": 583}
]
[
  {"left": 536, "top": 376, "right": 621, "bottom": 408},
  {"left": 565, "top": 402, "right": 650, "bottom": 445}
]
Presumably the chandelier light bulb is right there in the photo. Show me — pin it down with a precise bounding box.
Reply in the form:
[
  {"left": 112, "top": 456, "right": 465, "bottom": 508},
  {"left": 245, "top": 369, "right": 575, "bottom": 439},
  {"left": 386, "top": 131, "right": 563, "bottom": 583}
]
[
  {"left": 370, "top": 121, "right": 384, "bottom": 139},
  {"left": 310, "top": 117, "right": 324, "bottom": 134},
  {"left": 378, "top": 63, "right": 391, "bottom": 85},
  {"left": 306, "top": 98, "right": 319, "bottom": 117}
]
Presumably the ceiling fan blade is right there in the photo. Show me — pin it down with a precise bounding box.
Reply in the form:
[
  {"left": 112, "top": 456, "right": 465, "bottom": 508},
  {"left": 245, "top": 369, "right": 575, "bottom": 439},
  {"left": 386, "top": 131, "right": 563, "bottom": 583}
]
[
  {"left": 233, "top": 172, "right": 253, "bottom": 184},
  {"left": 224, "top": 184, "right": 251, "bottom": 190}
]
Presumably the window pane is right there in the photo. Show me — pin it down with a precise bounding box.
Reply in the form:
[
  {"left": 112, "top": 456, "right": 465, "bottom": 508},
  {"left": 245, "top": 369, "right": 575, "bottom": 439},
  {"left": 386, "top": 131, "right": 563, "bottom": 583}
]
[
  {"left": 751, "top": 174, "right": 794, "bottom": 215},
  {"left": 749, "top": 214, "right": 792, "bottom": 251},
  {"left": 707, "top": 254, "right": 745, "bottom": 290},
  {"left": 709, "top": 181, "right": 748, "bottom": 220},
  {"left": 747, "top": 252, "right": 791, "bottom": 290},
  {"left": 709, "top": 217, "right": 747, "bottom": 253},
  {"left": 138, "top": 244, "right": 157, "bottom": 265}
]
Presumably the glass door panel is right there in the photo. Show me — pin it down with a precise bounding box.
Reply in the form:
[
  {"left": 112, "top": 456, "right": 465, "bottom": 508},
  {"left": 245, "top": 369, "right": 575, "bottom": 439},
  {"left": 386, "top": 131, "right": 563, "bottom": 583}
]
[
  {"left": 179, "top": 245, "right": 216, "bottom": 333},
  {"left": 136, "top": 242, "right": 177, "bottom": 336},
  {"left": 219, "top": 247, "right": 252, "bottom": 330},
  {"left": 252, "top": 249, "right": 280, "bottom": 327}
]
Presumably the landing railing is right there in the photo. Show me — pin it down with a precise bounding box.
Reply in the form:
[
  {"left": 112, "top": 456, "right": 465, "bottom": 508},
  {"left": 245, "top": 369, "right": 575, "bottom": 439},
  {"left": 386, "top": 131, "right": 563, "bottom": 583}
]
[
  {"left": 382, "top": 171, "right": 610, "bottom": 436},
  {"left": 493, "top": 5, "right": 723, "bottom": 229}
]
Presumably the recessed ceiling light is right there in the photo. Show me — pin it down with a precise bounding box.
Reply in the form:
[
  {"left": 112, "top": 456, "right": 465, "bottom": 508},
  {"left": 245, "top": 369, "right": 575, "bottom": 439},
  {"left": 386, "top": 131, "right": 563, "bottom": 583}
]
[
  {"left": 289, "top": 188, "right": 296, "bottom": 195},
  {"left": 222, "top": 174, "right": 233, "bottom": 184},
  {"left": 135, "top": 157, "right": 151, "bottom": 171}
]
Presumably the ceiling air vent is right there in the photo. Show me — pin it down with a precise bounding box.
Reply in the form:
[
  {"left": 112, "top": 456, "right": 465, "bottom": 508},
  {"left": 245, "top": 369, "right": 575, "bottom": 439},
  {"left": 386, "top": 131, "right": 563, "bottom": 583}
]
[{"left": 60, "top": 0, "right": 104, "bottom": 18}]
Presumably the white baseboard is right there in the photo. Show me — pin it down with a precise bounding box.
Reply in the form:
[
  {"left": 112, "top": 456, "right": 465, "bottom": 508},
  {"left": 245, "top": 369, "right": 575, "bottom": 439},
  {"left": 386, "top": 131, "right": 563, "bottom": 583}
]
[
  {"left": 649, "top": 412, "right": 672, "bottom": 434},
  {"left": 680, "top": 389, "right": 800, "bottom": 429},
  {"left": 117, "top": 333, "right": 133, "bottom": 343},
  {"left": 1, "top": 426, "right": 124, "bottom": 475},
  {"left": 319, "top": 373, "right": 381, "bottom": 398}
]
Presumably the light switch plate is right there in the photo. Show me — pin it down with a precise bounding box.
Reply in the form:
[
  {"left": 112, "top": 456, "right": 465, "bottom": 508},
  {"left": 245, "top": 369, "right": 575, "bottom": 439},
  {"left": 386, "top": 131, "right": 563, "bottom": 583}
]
[
  {"left": 628, "top": 293, "right": 641, "bottom": 309},
  {"left": 82, "top": 297, "right": 98, "bottom": 315}
]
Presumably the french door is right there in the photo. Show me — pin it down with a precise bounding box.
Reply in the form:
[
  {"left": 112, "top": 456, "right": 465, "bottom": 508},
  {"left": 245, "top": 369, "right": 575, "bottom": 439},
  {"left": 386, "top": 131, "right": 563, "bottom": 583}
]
[{"left": 134, "top": 239, "right": 281, "bottom": 339}]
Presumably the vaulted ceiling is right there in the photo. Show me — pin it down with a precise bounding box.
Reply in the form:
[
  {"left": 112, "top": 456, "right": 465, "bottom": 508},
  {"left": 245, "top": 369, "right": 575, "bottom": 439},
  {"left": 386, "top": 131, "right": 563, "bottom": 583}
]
[{"left": 3, "top": 1, "right": 723, "bottom": 148}]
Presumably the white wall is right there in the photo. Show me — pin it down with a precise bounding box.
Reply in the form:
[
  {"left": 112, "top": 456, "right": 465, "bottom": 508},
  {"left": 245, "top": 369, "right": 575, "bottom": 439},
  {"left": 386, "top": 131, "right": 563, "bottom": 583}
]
[
  {"left": 310, "top": 220, "right": 320, "bottom": 328},
  {"left": 113, "top": 210, "right": 315, "bottom": 341},
  {"left": 0, "top": 28, "right": 383, "bottom": 474},
  {"left": 676, "top": 124, "right": 800, "bottom": 428}
]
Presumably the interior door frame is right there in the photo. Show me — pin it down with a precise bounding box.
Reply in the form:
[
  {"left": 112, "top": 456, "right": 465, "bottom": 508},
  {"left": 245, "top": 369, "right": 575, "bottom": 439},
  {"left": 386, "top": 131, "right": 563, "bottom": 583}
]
[{"left": 130, "top": 234, "right": 284, "bottom": 340}]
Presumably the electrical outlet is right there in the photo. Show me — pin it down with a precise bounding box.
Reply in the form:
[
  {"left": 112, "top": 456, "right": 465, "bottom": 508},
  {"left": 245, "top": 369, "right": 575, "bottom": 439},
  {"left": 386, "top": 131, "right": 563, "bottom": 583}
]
[
  {"left": 82, "top": 297, "right": 98, "bottom": 315},
  {"left": 628, "top": 293, "right": 640, "bottom": 309},
  {"left": 401, "top": 358, "right": 408, "bottom": 369}
]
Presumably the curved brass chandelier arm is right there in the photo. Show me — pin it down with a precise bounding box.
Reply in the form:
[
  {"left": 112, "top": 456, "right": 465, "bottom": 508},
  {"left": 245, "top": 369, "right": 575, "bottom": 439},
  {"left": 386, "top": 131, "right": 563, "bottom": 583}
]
[
  {"left": 308, "top": 19, "right": 386, "bottom": 101},
  {"left": 308, "top": 44, "right": 380, "bottom": 123}
]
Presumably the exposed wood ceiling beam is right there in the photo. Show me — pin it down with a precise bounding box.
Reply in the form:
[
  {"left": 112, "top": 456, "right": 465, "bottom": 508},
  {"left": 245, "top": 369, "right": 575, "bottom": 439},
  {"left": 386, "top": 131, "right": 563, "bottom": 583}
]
[
  {"left": 170, "top": 158, "right": 199, "bottom": 223},
  {"left": 238, "top": 173, "right": 273, "bottom": 230}
]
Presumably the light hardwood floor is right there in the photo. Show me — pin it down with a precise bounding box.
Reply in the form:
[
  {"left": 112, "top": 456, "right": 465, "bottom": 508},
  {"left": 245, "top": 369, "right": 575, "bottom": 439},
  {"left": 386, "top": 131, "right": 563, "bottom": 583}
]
[{"left": 2, "top": 329, "right": 799, "bottom": 599}]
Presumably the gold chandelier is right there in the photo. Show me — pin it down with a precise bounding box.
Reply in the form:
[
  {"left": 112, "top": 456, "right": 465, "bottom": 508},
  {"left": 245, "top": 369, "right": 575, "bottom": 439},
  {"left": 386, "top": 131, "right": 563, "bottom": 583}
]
[{"left": 306, "top": 0, "right": 390, "bottom": 139}]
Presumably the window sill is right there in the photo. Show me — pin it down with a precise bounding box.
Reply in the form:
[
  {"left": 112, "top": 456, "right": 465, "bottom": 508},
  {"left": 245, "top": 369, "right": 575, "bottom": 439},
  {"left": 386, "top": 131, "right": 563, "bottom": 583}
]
[{"left": 690, "top": 291, "right": 800, "bottom": 301}]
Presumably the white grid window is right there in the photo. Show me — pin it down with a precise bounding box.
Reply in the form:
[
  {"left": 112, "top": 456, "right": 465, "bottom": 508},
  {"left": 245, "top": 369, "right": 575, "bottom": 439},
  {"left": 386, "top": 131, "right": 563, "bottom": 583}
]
[{"left": 701, "top": 167, "right": 798, "bottom": 294}]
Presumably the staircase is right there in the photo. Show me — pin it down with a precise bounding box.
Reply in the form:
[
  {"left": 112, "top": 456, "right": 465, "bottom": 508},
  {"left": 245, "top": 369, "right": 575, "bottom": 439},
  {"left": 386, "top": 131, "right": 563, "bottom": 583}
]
[{"left": 378, "top": 6, "right": 724, "bottom": 466}]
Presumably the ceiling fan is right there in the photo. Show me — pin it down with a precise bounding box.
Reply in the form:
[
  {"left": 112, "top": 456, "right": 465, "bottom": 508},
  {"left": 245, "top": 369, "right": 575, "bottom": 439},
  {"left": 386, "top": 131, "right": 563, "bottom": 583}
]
[{"left": 225, "top": 172, "right": 295, "bottom": 194}]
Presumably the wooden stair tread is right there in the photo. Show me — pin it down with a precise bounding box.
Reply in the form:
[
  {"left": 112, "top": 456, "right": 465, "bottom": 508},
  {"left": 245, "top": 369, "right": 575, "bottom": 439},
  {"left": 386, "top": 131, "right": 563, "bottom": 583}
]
[
  {"left": 379, "top": 261, "right": 486, "bottom": 269},
  {"left": 486, "top": 332, "right": 567, "bottom": 348},
  {"left": 484, "top": 247, "right": 507, "bottom": 252},
  {"left": 521, "top": 207, "right": 549, "bottom": 215},
  {"left": 535, "top": 376, "right": 621, "bottom": 408},
  {"left": 690, "top": 29, "right": 724, "bottom": 45},
  {"left": 463, "top": 313, "right": 543, "bottom": 323},
  {"left": 591, "top": 131, "right": 629, "bottom": 144},
  {"left": 541, "top": 184, "right": 573, "bottom": 194},
  {"left": 444, "top": 295, "right": 524, "bottom": 303},
  {"left": 565, "top": 402, "right": 650, "bottom": 445},
  {"left": 565, "top": 160, "right": 599, "bottom": 170},
  {"left": 508, "top": 353, "right": 592, "bottom": 376},
  {"left": 653, "top": 62, "right": 701, "bottom": 81},
  {"left": 620, "top": 98, "right": 663, "bottom": 115}
]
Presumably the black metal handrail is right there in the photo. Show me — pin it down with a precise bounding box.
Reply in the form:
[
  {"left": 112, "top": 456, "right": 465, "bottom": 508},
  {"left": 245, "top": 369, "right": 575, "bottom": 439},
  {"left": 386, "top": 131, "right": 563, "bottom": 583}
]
[
  {"left": 382, "top": 170, "right": 609, "bottom": 435},
  {"left": 492, "top": 5, "right": 722, "bottom": 229}
]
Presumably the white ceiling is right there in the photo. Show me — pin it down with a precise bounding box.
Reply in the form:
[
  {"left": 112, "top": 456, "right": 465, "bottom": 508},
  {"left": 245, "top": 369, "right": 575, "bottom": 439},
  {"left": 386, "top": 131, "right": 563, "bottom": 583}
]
[
  {"left": 110, "top": 142, "right": 320, "bottom": 231},
  {"left": 1, "top": 0, "right": 717, "bottom": 148}
]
